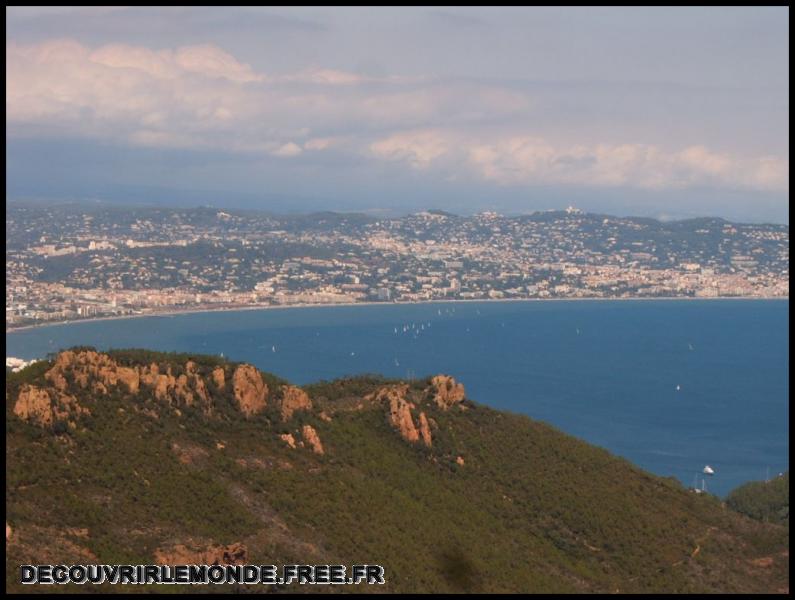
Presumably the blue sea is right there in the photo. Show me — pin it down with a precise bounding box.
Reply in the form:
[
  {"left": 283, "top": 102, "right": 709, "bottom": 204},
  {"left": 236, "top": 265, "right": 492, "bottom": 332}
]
[{"left": 6, "top": 299, "right": 789, "bottom": 497}]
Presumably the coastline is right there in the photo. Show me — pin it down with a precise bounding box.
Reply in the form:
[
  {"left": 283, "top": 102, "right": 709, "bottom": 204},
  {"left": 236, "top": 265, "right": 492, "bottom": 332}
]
[{"left": 6, "top": 294, "right": 788, "bottom": 335}]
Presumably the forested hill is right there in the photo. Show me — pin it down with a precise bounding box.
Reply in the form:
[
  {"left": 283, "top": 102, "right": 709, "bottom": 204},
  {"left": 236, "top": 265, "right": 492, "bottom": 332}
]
[{"left": 5, "top": 348, "right": 789, "bottom": 593}]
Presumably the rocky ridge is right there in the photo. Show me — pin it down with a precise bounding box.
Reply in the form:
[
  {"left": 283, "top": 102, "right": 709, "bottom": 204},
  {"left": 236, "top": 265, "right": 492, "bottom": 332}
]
[{"left": 12, "top": 349, "right": 467, "bottom": 457}]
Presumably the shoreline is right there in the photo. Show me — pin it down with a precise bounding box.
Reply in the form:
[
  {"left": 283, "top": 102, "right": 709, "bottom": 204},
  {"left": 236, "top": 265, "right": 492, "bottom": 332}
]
[{"left": 5, "top": 295, "right": 788, "bottom": 335}]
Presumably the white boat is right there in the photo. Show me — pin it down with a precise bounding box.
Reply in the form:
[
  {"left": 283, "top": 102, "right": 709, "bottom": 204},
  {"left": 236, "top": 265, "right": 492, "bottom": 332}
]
[
  {"left": 272, "top": 345, "right": 276, "bottom": 353},
  {"left": 703, "top": 465, "right": 715, "bottom": 475},
  {"left": 676, "top": 385, "right": 681, "bottom": 391}
]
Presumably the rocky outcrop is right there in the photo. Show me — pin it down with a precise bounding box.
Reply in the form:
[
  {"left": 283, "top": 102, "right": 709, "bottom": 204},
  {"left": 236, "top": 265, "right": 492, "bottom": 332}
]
[
  {"left": 140, "top": 364, "right": 209, "bottom": 408},
  {"left": 211, "top": 367, "right": 226, "bottom": 389},
  {"left": 192, "top": 375, "right": 209, "bottom": 405},
  {"left": 366, "top": 384, "right": 437, "bottom": 446},
  {"left": 278, "top": 385, "right": 312, "bottom": 421},
  {"left": 15, "top": 351, "right": 273, "bottom": 426},
  {"left": 16, "top": 351, "right": 463, "bottom": 452},
  {"left": 154, "top": 542, "right": 247, "bottom": 566},
  {"left": 418, "top": 412, "right": 432, "bottom": 447},
  {"left": 139, "top": 362, "right": 160, "bottom": 388},
  {"left": 45, "top": 350, "right": 140, "bottom": 395},
  {"left": 231, "top": 365, "right": 268, "bottom": 416},
  {"left": 151, "top": 368, "right": 173, "bottom": 402},
  {"left": 183, "top": 361, "right": 209, "bottom": 405},
  {"left": 385, "top": 386, "right": 420, "bottom": 443},
  {"left": 13, "top": 385, "right": 86, "bottom": 428},
  {"left": 302, "top": 425, "right": 324, "bottom": 455},
  {"left": 279, "top": 433, "right": 297, "bottom": 449},
  {"left": 14, "top": 386, "right": 55, "bottom": 426},
  {"left": 429, "top": 375, "right": 466, "bottom": 410},
  {"left": 42, "top": 350, "right": 212, "bottom": 409},
  {"left": 116, "top": 367, "right": 140, "bottom": 394},
  {"left": 44, "top": 366, "right": 68, "bottom": 392}
]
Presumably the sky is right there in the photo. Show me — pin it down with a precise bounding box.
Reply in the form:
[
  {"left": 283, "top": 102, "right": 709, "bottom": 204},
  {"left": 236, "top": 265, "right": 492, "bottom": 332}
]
[{"left": 5, "top": 6, "right": 790, "bottom": 222}]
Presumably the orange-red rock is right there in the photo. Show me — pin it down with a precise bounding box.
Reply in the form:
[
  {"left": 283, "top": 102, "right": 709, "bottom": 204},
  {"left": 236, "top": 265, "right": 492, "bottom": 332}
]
[
  {"left": 231, "top": 365, "right": 268, "bottom": 416},
  {"left": 279, "top": 385, "right": 312, "bottom": 421},
  {"left": 429, "top": 375, "right": 465, "bottom": 410},
  {"left": 302, "top": 425, "right": 324, "bottom": 455}
]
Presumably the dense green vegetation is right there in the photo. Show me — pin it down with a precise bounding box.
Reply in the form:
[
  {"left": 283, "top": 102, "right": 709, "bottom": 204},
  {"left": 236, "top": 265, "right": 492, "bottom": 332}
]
[
  {"left": 727, "top": 473, "right": 789, "bottom": 526},
  {"left": 5, "top": 349, "right": 789, "bottom": 593}
]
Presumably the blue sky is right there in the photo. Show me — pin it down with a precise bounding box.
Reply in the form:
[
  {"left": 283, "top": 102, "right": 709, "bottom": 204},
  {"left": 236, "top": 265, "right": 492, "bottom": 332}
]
[{"left": 5, "top": 7, "right": 789, "bottom": 222}]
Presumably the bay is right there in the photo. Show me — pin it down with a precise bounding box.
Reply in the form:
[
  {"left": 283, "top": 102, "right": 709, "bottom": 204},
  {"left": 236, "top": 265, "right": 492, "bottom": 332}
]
[{"left": 6, "top": 298, "right": 788, "bottom": 497}]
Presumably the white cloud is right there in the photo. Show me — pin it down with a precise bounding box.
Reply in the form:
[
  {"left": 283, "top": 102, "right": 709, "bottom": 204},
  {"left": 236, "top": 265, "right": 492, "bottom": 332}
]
[
  {"left": 372, "top": 130, "right": 788, "bottom": 192},
  {"left": 6, "top": 39, "right": 486, "bottom": 149},
  {"left": 271, "top": 142, "right": 302, "bottom": 157},
  {"left": 370, "top": 129, "right": 451, "bottom": 168},
  {"left": 174, "top": 44, "right": 264, "bottom": 83},
  {"left": 470, "top": 139, "right": 789, "bottom": 191},
  {"left": 304, "top": 137, "right": 338, "bottom": 150},
  {"left": 282, "top": 68, "right": 364, "bottom": 85},
  {"left": 5, "top": 38, "right": 788, "bottom": 194}
]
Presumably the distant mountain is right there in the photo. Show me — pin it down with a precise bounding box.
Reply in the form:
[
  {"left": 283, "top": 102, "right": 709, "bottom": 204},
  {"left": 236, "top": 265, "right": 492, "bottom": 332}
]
[{"left": 5, "top": 349, "right": 789, "bottom": 593}]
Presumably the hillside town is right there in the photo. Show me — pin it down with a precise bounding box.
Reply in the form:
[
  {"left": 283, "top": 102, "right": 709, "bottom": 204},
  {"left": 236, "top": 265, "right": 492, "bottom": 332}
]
[{"left": 6, "top": 203, "right": 789, "bottom": 329}]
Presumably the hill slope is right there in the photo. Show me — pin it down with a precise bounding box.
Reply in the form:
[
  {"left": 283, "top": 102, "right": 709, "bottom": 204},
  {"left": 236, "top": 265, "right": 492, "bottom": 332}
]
[
  {"left": 5, "top": 349, "right": 789, "bottom": 593},
  {"left": 727, "top": 473, "right": 789, "bottom": 526}
]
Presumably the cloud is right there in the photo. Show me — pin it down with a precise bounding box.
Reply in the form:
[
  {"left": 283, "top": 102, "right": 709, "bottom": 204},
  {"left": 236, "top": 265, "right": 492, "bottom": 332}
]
[
  {"left": 372, "top": 131, "right": 789, "bottom": 192},
  {"left": 271, "top": 142, "right": 302, "bottom": 157},
  {"left": 370, "top": 129, "right": 453, "bottom": 169},
  {"left": 304, "top": 137, "right": 339, "bottom": 150},
  {"left": 471, "top": 139, "right": 788, "bottom": 191},
  {"left": 6, "top": 38, "right": 788, "bottom": 195},
  {"left": 6, "top": 39, "right": 264, "bottom": 132},
  {"left": 281, "top": 68, "right": 365, "bottom": 85},
  {"left": 6, "top": 38, "right": 527, "bottom": 146}
]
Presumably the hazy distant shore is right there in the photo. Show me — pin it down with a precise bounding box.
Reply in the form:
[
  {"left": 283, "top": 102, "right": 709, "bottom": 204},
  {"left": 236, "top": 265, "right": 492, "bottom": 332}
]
[{"left": 5, "top": 295, "right": 788, "bottom": 335}]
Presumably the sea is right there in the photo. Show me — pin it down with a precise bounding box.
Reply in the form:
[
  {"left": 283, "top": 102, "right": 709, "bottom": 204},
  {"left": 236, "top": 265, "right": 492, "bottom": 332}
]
[{"left": 6, "top": 298, "right": 789, "bottom": 498}]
